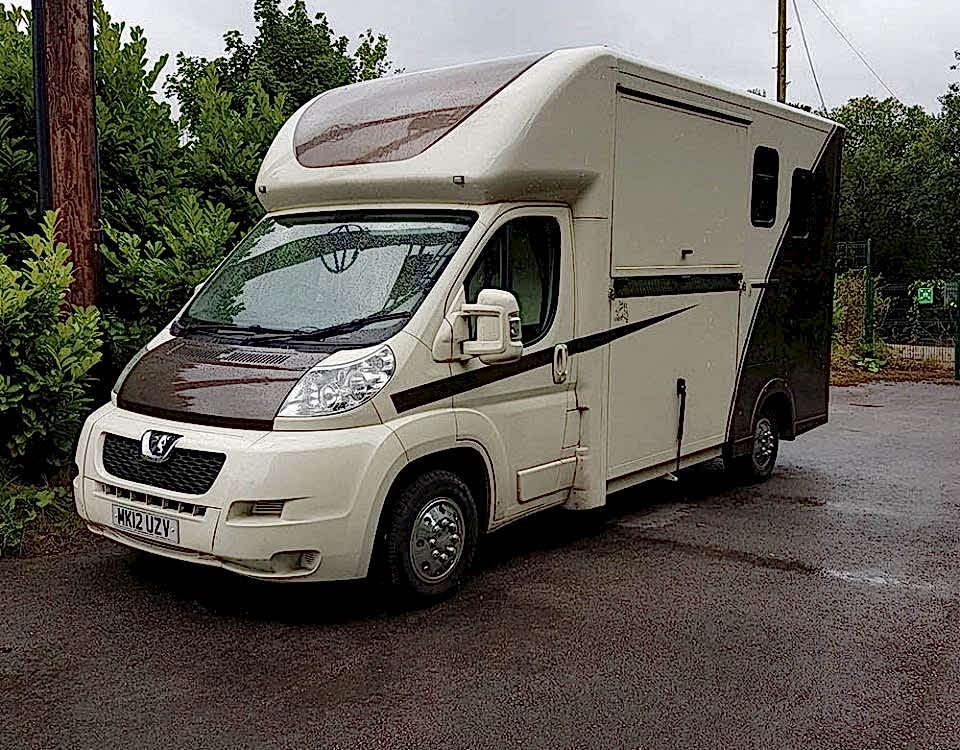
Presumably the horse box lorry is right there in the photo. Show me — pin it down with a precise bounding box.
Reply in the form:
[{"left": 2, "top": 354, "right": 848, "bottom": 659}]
[{"left": 74, "top": 47, "right": 843, "bottom": 601}]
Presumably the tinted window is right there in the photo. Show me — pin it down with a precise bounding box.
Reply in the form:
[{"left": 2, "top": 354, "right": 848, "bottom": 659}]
[
  {"left": 465, "top": 217, "right": 560, "bottom": 344},
  {"left": 751, "top": 146, "right": 779, "bottom": 228},
  {"left": 789, "top": 168, "right": 814, "bottom": 238},
  {"left": 294, "top": 54, "right": 543, "bottom": 168}
]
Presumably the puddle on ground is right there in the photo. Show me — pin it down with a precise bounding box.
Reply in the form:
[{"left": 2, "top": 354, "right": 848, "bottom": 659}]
[
  {"left": 822, "top": 568, "right": 935, "bottom": 592},
  {"left": 625, "top": 535, "right": 819, "bottom": 575},
  {"left": 616, "top": 530, "right": 941, "bottom": 593}
]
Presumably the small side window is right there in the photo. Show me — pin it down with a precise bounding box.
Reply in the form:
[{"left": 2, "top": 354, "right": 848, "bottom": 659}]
[
  {"left": 789, "top": 168, "right": 814, "bottom": 238},
  {"left": 464, "top": 216, "right": 561, "bottom": 344},
  {"left": 751, "top": 146, "right": 779, "bottom": 228}
]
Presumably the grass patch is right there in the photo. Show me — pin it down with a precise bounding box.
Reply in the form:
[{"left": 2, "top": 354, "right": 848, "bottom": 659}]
[
  {"left": 0, "top": 474, "right": 98, "bottom": 558},
  {"left": 832, "top": 345, "right": 956, "bottom": 386}
]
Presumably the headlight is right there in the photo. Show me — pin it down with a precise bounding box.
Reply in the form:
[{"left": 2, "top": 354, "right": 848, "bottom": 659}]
[
  {"left": 111, "top": 345, "right": 149, "bottom": 397},
  {"left": 278, "top": 345, "right": 395, "bottom": 417}
]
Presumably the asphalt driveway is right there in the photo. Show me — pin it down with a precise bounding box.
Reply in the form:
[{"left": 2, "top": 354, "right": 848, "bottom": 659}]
[{"left": 2, "top": 382, "right": 958, "bottom": 749}]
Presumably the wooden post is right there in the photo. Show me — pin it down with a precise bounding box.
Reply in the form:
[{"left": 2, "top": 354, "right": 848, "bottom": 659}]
[
  {"left": 777, "top": 0, "right": 788, "bottom": 103},
  {"left": 863, "top": 239, "right": 874, "bottom": 353},
  {"left": 32, "top": 0, "right": 100, "bottom": 308}
]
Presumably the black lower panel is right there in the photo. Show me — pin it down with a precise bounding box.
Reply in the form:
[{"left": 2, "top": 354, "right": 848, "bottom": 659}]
[{"left": 728, "top": 127, "right": 843, "bottom": 449}]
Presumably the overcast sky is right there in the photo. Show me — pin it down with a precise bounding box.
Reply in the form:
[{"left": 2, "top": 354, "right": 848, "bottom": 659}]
[{"left": 15, "top": 0, "right": 960, "bottom": 111}]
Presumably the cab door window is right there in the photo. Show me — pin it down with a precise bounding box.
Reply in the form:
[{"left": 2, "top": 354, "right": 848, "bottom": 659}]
[{"left": 464, "top": 216, "right": 560, "bottom": 344}]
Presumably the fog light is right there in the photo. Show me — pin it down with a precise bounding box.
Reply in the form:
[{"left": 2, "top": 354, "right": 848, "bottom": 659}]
[
  {"left": 226, "top": 500, "right": 288, "bottom": 520},
  {"left": 269, "top": 550, "right": 321, "bottom": 573},
  {"left": 299, "top": 551, "right": 321, "bottom": 571}
]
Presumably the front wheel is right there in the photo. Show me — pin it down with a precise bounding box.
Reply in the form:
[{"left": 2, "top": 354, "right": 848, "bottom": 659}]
[
  {"left": 380, "top": 469, "right": 479, "bottom": 605},
  {"left": 725, "top": 408, "right": 779, "bottom": 483}
]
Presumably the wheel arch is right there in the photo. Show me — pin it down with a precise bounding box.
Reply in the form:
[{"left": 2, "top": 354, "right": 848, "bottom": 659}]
[
  {"left": 359, "top": 440, "right": 495, "bottom": 578},
  {"left": 752, "top": 379, "right": 797, "bottom": 440},
  {"left": 386, "top": 445, "right": 492, "bottom": 529}
]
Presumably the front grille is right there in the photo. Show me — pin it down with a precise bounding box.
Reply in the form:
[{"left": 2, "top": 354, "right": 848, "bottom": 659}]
[
  {"left": 102, "top": 434, "right": 226, "bottom": 495},
  {"left": 97, "top": 482, "right": 208, "bottom": 518}
]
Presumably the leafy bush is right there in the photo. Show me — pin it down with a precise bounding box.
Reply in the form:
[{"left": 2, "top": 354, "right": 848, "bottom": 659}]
[
  {"left": 0, "top": 6, "right": 38, "bottom": 247},
  {"left": 181, "top": 74, "right": 286, "bottom": 230},
  {"left": 100, "top": 193, "right": 238, "bottom": 364},
  {"left": 0, "top": 1, "right": 398, "bottom": 555},
  {"left": 0, "top": 118, "right": 36, "bottom": 250},
  {"left": 0, "top": 212, "right": 103, "bottom": 475},
  {"left": 833, "top": 271, "right": 866, "bottom": 350},
  {"left": 93, "top": 2, "right": 187, "bottom": 242},
  {"left": 0, "top": 1, "right": 396, "bottom": 359},
  {"left": 833, "top": 271, "right": 892, "bottom": 356},
  {"left": 853, "top": 355, "right": 886, "bottom": 373},
  {"left": 831, "top": 96, "right": 958, "bottom": 281}
]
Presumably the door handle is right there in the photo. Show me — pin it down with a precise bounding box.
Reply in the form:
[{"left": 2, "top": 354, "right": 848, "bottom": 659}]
[{"left": 553, "top": 343, "right": 569, "bottom": 384}]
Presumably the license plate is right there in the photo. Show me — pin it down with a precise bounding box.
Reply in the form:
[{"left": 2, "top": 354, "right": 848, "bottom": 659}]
[{"left": 111, "top": 505, "right": 179, "bottom": 544}]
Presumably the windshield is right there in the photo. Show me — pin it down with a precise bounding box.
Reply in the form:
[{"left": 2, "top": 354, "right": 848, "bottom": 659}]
[{"left": 182, "top": 211, "right": 477, "bottom": 348}]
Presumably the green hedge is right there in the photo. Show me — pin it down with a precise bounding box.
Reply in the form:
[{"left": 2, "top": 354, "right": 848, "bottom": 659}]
[{"left": 0, "top": 213, "right": 103, "bottom": 475}]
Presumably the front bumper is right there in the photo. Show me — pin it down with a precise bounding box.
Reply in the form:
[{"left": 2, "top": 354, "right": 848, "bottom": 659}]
[{"left": 74, "top": 404, "right": 405, "bottom": 581}]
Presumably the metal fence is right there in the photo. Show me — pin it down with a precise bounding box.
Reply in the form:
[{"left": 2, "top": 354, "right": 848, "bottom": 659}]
[
  {"left": 836, "top": 240, "right": 959, "bottom": 378},
  {"left": 876, "top": 281, "right": 957, "bottom": 366}
]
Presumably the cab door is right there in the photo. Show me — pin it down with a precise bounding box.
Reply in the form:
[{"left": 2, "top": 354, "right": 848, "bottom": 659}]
[{"left": 450, "top": 207, "right": 578, "bottom": 521}]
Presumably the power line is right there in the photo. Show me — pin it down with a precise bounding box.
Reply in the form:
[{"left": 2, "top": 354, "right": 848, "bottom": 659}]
[
  {"left": 792, "top": 0, "right": 827, "bottom": 112},
  {"left": 806, "top": 0, "right": 899, "bottom": 100}
]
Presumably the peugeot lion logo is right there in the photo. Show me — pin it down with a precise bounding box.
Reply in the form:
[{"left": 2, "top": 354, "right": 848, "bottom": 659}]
[{"left": 141, "top": 431, "right": 182, "bottom": 463}]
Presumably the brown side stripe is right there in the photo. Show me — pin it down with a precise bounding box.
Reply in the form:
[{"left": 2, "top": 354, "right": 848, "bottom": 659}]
[{"left": 391, "top": 305, "right": 696, "bottom": 414}]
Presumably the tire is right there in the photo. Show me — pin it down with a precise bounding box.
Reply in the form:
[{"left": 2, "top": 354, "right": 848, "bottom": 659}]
[
  {"left": 725, "top": 407, "right": 780, "bottom": 483},
  {"left": 379, "top": 469, "right": 479, "bottom": 605}
]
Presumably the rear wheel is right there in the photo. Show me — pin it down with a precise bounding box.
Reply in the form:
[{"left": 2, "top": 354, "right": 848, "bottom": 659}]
[
  {"left": 380, "top": 469, "right": 478, "bottom": 605},
  {"left": 726, "top": 407, "right": 779, "bottom": 482}
]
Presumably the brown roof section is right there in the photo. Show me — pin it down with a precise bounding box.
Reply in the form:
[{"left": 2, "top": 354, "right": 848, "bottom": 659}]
[{"left": 294, "top": 53, "right": 544, "bottom": 168}]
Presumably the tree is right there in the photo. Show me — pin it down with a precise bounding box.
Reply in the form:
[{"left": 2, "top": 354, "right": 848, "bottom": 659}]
[
  {"left": 181, "top": 73, "right": 287, "bottom": 229},
  {"left": 93, "top": 3, "right": 186, "bottom": 242},
  {"left": 935, "top": 50, "right": 960, "bottom": 276},
  {"left": 830, "top": 96, "right": 954, "bottom": 280},
  {"left": 166, "top": 0, "right": 395, "bottom": 137},
  {"left": 0, "top": 6, "right": 38, "bottom": 242},
  {"left": 0, "top": 3, "right": 187, "bottom": 252}
]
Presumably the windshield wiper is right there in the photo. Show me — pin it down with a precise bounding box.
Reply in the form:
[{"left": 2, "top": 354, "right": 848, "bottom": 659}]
[
  {"left": 174, "top": 319, "right": 288, "bottom": 337},
  {"left": 243, "top": 312, "right": 412, "bottom": 345}
]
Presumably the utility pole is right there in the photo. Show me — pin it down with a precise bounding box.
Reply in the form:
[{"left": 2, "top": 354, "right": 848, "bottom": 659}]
[
  {"left": 777, "top": 0, "right": 788, "bottom": 103},
  {"left": 32, "top": 0, "right": 101, "bottom": 308}
]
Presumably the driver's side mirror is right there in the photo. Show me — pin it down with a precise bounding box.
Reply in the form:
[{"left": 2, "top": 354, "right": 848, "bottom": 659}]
[{"left": 432, "top": 289, "right": 523, "bottom": 365}]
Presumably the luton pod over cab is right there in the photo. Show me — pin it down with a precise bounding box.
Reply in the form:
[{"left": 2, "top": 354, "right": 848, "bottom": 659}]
[{"left": 74, "top": 46, "right": 843, "bottom": 602}]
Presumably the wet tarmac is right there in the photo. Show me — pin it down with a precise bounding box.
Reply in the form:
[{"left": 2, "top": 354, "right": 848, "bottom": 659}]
[{"left": 2, "top": 382, "right": 958, "bottom": 749}]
